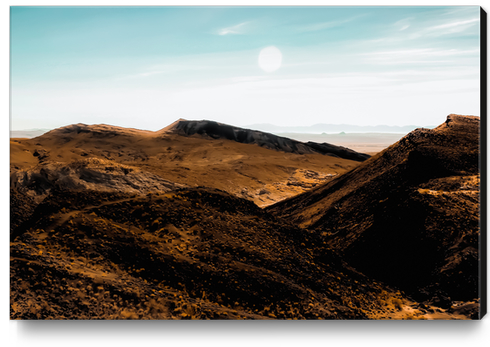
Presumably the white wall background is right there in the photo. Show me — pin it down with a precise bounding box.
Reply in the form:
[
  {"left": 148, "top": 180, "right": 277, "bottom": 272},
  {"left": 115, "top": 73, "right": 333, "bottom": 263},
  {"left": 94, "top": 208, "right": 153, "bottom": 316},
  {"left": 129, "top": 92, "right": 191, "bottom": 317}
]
[{"left": 3, "top": 1, "right": 489, "bottom": 346}]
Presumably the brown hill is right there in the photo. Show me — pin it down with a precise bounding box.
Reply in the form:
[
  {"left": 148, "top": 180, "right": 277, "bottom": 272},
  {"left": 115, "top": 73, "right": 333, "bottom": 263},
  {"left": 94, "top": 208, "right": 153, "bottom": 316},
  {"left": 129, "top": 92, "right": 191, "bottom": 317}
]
[
  {"left": 10, "top": 120, "right": 365, "bottom": 207},
  {"left": 11, "top": 187, "right": 466, "bottom": 320},
  {"left": 11, "top": 116, "right": 480, "bottom": 320},
  {"left": 268, "top": 115, "right": 481, "bottom": 311}
]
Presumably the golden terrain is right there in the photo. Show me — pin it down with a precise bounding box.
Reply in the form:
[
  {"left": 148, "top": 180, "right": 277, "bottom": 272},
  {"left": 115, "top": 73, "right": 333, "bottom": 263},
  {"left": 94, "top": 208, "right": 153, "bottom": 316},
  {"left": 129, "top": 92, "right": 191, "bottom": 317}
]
[
  {"left": 10, "top": 120, "right": 364, "bottom": 207},
  {"left": 10, "top": 116, "right": 481, "bottom": 319}
]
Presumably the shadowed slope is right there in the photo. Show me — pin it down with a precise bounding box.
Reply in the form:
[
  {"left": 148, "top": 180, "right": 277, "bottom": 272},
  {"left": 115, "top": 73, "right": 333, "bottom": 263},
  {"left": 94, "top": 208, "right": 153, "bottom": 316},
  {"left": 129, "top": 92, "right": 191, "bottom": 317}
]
[
  {"left": 268, "top": 115, "right": 480, "bottom": 308},
  {"left": 11, "top": 188, "right": 466, "bottom": 320}
]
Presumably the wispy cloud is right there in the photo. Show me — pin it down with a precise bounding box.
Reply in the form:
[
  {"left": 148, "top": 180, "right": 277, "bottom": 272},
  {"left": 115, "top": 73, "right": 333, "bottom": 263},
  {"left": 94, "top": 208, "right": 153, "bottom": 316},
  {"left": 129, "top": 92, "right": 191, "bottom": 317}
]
[
  {"left": 394, "top": 18, "right": 412, "bottom": 31},
  {"left": 114, "top": 64, "right": 210, "bottom": 80},
  {"left": 354, "top": 14, "right": 479, "bottom": 48},
  {"left": 295, "top": 15, "right": 366, "bottom": 33},
  {"left": 114, "top": 69, "right": 168, "bottom": 80},
  {"left": 218, "top": 22, "right": 249, "bottom": 36},
  {"left": 360, "top": 47, "right": 479, "bottom": 66},
  {"left": 297, "top": 20, "right": 345, "bottom": 32},
  {"left": 410, "top": 17, "right": 479, "bottom": 38},
  {"left": 363, "top": 48, "right": 479, "bottom": 58},
  {"left": 427, "top": 18, "right": 479, "bottom": 32},
  {"left": 230, "top": 76, "right": 266, "bottom": 83}
]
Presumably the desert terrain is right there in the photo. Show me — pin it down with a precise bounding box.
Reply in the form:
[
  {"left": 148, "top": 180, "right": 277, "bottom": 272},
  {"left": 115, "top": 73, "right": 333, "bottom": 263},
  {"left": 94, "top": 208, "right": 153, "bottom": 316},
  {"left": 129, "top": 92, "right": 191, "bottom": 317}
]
[
  {"left": 10, "top": 119, "right": 367, "bottom": 208},
  {"left": 277, "top": 132, "right": 407, "bottom": 155},
  {"left": 10, "top": 115, "right": 482, "bottom": 320}
]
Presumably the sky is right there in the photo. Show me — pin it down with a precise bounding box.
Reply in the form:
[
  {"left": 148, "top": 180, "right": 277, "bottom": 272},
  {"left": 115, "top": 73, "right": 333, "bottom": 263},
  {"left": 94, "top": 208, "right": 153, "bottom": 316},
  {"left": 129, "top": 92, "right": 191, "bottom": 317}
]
[{"left": 10, "top": 6, "right": 481, "bottom": 130}]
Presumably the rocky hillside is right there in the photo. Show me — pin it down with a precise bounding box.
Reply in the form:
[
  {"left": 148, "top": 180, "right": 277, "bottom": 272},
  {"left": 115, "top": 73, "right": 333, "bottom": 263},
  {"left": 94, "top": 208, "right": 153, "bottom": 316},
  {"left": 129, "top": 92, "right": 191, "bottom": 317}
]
[
  {"left": 10, "top": 115, "right": 481, "bottom": 320},
  {"left": 268, "top": 115, "right": 481, "bottom": 312},
  {"left": 11, "top": 188, "right": 466, "bottom": 320}
]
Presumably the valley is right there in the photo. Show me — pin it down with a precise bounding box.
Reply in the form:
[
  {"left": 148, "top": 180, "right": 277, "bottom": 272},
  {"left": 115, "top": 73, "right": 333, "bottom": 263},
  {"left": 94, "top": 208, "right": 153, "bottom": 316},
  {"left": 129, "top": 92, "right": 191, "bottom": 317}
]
[{"left": 10, "top": 115, "right": 482, "bottom": 320}]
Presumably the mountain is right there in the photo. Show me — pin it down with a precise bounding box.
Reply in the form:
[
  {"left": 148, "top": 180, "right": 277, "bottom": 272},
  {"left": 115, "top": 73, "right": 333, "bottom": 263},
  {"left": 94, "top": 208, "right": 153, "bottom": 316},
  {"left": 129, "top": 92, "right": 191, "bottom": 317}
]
[
  {"left": 10, "top": 120, "right": 367, "bottom": 207},
  {"left": 165, "top": 119, "right": 370, "bottom": 161},
  {"left": 10, "top": 129, "right": 51, "bottom": 138},
  {"left": 268, "top": 114, "right": 481, "bottom": 312},
  {"left": 10, "top": 115, "right": 481, "bottom": 320}
]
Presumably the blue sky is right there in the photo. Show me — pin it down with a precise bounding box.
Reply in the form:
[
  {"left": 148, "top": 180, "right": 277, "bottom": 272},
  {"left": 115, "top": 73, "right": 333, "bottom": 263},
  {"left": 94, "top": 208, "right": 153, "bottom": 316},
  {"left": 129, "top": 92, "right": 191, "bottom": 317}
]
[{"left": 10, "top": 6, "right": 480, "bottom": 130}]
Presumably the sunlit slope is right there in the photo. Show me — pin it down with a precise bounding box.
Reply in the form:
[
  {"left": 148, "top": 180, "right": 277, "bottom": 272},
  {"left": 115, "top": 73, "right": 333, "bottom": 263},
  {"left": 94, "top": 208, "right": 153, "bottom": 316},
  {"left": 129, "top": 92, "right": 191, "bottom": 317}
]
[{"left": 11, "top": 120, "right": 366, "bottom": 207}]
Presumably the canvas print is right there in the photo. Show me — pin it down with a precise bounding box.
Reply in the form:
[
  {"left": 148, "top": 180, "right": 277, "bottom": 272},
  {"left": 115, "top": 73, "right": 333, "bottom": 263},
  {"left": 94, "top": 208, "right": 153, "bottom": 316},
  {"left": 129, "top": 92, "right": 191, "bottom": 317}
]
[{"left": 10, "top": 6, "right": 485, "bottom": 320}]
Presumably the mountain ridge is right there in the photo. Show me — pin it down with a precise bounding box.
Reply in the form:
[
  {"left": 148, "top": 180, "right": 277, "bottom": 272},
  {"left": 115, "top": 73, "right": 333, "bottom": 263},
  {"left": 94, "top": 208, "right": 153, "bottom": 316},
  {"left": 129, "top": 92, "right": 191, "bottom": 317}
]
[
  {"left": 164, "top": 119, "right": 371, "bottom": 162},
  {"left": 267, "top": 114, "right": 480, "bottom": 307}
]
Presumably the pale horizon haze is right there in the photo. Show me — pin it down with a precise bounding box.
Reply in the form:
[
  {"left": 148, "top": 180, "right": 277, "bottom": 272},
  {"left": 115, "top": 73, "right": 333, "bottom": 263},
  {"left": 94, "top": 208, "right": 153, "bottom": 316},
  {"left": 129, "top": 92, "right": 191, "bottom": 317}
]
[{"left": 10, "top": 6, "right": 481, "bottom": 131}]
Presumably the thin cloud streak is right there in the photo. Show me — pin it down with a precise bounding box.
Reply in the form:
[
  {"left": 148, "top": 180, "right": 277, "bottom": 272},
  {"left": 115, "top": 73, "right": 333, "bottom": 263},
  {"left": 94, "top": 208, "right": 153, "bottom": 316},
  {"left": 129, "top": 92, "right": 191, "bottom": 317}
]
[
  {"left": 218, "top": 21, "right": 249, "bottom": 35},
  {"left": 113, "top": 64, "right": 216, "bottom": 81},
  {"left": 295, "top": 14, "right": 367, "bottom": 33},
  {"left": 359, "top": 14, "right": 478, "bottom": 46},
  {"left": 410, "top": 17, "right": 479, "bottom": 38},
  {"left": 394, "top": 18, "right": 413, "bottom": 31},
  {"left": 362, "top": 48, "right": 479, "bottom": 58},
  {"left": 430, "top": 17, "right": 479, "bottom": 30}
]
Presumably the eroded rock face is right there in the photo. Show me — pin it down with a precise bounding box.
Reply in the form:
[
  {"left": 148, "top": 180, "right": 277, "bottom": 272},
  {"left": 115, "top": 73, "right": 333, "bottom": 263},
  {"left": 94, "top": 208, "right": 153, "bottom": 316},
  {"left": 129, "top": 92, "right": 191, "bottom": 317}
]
[{"left": 10, "top": 158, "right": 185, "bottom": 199}]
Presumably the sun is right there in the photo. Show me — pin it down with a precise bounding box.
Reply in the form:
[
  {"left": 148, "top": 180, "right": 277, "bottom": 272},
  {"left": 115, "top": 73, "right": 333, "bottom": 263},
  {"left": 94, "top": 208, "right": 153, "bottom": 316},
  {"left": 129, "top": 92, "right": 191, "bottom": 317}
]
[{"left": 258, "top": 46, "right": 282, "bottom": 73}]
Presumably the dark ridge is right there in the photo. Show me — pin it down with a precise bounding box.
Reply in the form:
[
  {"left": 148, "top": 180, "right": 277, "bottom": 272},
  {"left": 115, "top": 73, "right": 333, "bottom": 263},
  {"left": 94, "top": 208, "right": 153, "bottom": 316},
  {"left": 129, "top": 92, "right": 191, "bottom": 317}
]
[
  {"left": 169, "top": 119, "right": 370, "bottom": 162},
  {"left": 305, "top": 141, "right": 370, "bottom": 162},
  {"left": 268, "top": 114, "right": 481, "bottom": 304},
  {"left": 268, "top": 114, "right": 480, "bottom": 222}
]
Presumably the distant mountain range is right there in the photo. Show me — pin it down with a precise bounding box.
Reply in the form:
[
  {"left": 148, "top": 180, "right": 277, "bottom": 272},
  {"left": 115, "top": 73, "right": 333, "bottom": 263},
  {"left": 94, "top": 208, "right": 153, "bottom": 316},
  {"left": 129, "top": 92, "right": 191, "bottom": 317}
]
[
  {"left": 245, "top": 123, "right": 435, "bottom": 134},
  {"left": 10, "top": 123, "right": 436, "bottom": 139},
  {"left": 10, "top": 129, "right": 51, "bottom": 138}
]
